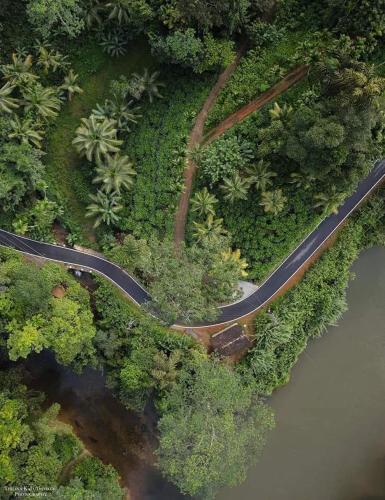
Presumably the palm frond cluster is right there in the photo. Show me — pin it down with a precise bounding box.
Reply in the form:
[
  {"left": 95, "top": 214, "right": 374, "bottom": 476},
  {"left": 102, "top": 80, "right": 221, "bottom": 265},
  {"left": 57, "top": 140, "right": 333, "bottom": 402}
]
[
  {"left": 0, "top": 46, "right": 83, "bottom": 151},
  {"left": 71, "top": 68, "right": 163, "bottom": 228},
  {"left": 191, "top": 96, "right": 352, "bottom": 247}
]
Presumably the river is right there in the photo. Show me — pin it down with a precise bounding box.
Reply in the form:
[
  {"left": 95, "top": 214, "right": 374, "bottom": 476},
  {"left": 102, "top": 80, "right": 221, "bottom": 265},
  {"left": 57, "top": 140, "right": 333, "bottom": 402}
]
[
  {"left": 20, "top": 246, "right": 385, "bottom": 500},
  {"left": 220, "top": 246, "right": 385, "bottom": 500},
  {"left": 22, "top": 353, "right": 185, "bottom": 500}
]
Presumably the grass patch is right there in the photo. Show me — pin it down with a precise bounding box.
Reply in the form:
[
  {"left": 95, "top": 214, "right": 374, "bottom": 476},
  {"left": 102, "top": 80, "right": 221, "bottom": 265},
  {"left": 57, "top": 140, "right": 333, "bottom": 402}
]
[{"left": 45, "top": 38, "right": 156, "bottom": 243}]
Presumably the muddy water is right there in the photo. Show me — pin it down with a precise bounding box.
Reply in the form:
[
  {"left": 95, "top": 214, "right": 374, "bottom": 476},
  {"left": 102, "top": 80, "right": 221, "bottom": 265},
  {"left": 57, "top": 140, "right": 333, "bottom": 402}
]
[
  {"left": 22, "top": 352, "right": 184, "bottom": 500},
  {"left": 219, "top": 246, "right": 385, "bottom": 500}
]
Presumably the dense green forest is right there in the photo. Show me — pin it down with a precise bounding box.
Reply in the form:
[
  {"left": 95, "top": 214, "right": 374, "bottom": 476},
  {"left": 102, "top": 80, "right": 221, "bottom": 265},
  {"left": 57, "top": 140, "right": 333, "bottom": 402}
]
[{"left": 1, "top": 0, "right": 385, "bottom": 498}]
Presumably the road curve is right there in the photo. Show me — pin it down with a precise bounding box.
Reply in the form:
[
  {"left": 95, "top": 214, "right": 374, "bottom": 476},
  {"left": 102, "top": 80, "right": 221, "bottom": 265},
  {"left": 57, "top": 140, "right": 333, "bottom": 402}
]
[{"left": 1, "top": 160, "right": 385, "bottom": 328}]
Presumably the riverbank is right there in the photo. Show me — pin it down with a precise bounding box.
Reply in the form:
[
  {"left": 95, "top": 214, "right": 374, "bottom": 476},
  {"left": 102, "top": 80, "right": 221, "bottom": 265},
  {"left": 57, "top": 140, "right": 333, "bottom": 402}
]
[
  {"left": 21, "top": 352, "right": 185, "bottom": 500},
  {"left": 17, "top": 246, "right": 385, "bottom": 500},
  {"left": 220, "top": 246, "right": 385, "bottom": 500}
]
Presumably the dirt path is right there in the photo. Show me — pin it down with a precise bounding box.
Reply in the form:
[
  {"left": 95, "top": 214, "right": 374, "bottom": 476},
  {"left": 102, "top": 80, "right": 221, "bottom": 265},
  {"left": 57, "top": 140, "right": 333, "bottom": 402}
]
[
  {"left": 173, "top": 63, "right": 308, "bottom": 248},
  {"left": 203, "top": 64, "right": 308, "bottom": 146},
  {"left": 173, "top": 48, "right": 245, "bottom": 248}
]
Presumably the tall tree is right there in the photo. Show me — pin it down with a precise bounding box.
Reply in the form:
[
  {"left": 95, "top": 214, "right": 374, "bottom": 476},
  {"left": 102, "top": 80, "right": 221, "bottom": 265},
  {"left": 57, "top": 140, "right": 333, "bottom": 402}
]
[
  {"left": 22, "top": 84, "right": 61, "bottom": 119},
  {"left": 192, "top": 214, "right": 227, "bottom": 243},
  {"left": 157, "top": 358, "right": 274, "bottom": 498},
  {"left": 60, "top": 69, "right": 83, "bottom": 101},
  {"left": 93, "top": 154, "right": 136, "bottom": 193},
  {"left": 220, "top": 171, "right": 251, "bottom": 203},
  {"left": 9, "top": 116, "right": 44, "bottom": 149},
  {"left": 131, "top": 69, "right": 164, "bottom": 102},
  {"left": 260, "top": 189, "right": 287, "bottom": 215},
  {"left": 248, "top": 160, "right": 276, "bottom": 192},
  {"left": 73, "top": 115, "right": 122, "bottom": 164},
  {"left": 86, "top": 190, "right": 123, "bottom": 227},
  {"left": 313, "top": 187, "right": 345, "bottom": 214},
  {"left": 176, "top": 0, "right": 249, "bottom": 33},
  {"left": 190, "top": 187, "right": 218, "bottom": 217},
  {"left": 1, "top": 54, "right": 37, "bottom": 87},
  {"left": 26, "top": 0, "right": 85, "bottom": 38}
]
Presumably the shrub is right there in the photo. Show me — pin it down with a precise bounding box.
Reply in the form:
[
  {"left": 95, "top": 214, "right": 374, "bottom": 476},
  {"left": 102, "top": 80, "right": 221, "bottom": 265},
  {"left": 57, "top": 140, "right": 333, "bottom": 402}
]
[{"left": 198, "top": 135, "right": 254, "bottom": 186}]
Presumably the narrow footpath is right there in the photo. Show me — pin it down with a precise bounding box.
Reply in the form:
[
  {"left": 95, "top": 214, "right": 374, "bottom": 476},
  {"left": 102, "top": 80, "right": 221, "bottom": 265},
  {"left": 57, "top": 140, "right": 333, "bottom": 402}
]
[
  {"left": 173, "top": 62, "right": 308, "bottom": 248},
  {"left": 173, "top": 47, "right": 245, "bottom": 248},
  {"left": 203, "top": 64, "right": 308, "bottom": 145}
]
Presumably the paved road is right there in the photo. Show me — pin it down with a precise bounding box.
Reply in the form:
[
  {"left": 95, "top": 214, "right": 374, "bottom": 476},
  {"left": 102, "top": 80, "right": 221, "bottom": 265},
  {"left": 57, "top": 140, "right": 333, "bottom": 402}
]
[{"left": 1, "top": 160, "right": 385, "bottom": 328}]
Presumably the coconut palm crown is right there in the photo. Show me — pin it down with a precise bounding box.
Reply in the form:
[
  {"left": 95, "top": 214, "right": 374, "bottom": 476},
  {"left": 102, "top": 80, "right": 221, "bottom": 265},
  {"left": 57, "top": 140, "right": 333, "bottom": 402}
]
[
  {"left": 86, "top": 190, "right": 123, "bottom": 228},
  {"left": 220, "top": 171, "right": 252, "bottom": 203},
  {"left": 93, "top": 154, "right": 136, "bottom": 193},
  {"left": 0, "top": 82, "right": 20, "bottom": 113},
  {"left": 1, "top": 53, "right": 38, "bottom": 86},
  {"left": 60, "top": 70, "right": 83, "bottom": 101},
  {"left": 22, "top": 84, "right": 61, "bottom": 119},
  {"left": 132, "top": 69, "right": 164, "bottom": 102},
  {"left": 191, "top": 188, "right": 218, "bottom": 217},
  {"left": 260, "top": 189, "right": 287, "bottom": 215},
  {"left": 72, "top": 115, "right": 122, "bottom": 164},
  {"left": 8, "top": 116, "right": 44, "bottom": 148}
]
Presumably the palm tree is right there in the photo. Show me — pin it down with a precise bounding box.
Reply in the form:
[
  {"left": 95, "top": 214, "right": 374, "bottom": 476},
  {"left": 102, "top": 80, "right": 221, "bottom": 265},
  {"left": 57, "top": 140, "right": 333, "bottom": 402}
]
[
  {"left": 1, "top": 53, "right": 37, "bottom": 86},
  {"left": 151, "top": 350, "right": 182, "bottom": 391},
  {"left": 22, "top": 84, "right": 61, "bottom": 119},
  {"left": 289, "top": 172, "right": 316, "bottom": 191},
  {"left": 190, "top": 188, "right": 218, "bottom": 217},
  {"left": 269, "top": 101, "right": 293, "bottom": 121},
  {"left": 99, "top": 30, "right": 127, "bottom": 57},
  {"left": 193, "top": 214, "right": 227, "bottom": 243},
  {"left": 86, "top": 190, "right": 123, "bottom": 228},
  {"left": 37, "top": 46, "right": 68, "bottom": 74},
  {"left": 8, "top": 116, "right": 44, "bottom": 148},
  {"left": 72, "top": 116, "right": 122, "bottom": 164},
  {"left": 60, "top": 70, "right": 83, "bottom": 101},
  {"left": 0, "top": 82, "right": 20, "bottom": 113},
  {"left": 93, "top": 154, "right": 136, "bottom": 193},
  {"left": 132, "top": 69, "right": 164, "bottom": 102},
  {"left": 220, "top": 171, "right": 251, "bottom": 203},
  {"left": 260, "top": 189, "right": 287, "bottom": 215},
  {"left": 249, "top": 160, "right": 277, "bottom": 192},
  {"left": 221, "top": 248, "right": 248, "bottom": 278},
  {"left": 105, "top": 0, "right": 130, "bottom": 24},
  {"left": 92, "top": 98, "right": 140, "bottom": 133},
  {"left": 315, "top": 59, "right": 385, "bottom": 109},
  {"left": 313, "top": 187, "right": 345, "bottom": 215},
  {"left": 12, "top": 218, "right": 29, "bottom": 235},
  {"left": 84, "top": 0, "right": 104, "bottom": 28}
]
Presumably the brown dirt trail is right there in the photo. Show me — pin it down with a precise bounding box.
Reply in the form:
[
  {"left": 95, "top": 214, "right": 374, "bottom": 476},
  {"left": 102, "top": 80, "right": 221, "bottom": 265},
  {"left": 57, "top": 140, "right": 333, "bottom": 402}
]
[
  {"left": 173, "top": 48, "right": 245, "bottom": 248},
  {"left": 173, "top": 62, "right": 308, "bottom": 248},
  {"left": 203, "top": 64, "right": 308, "bottom": 145}
]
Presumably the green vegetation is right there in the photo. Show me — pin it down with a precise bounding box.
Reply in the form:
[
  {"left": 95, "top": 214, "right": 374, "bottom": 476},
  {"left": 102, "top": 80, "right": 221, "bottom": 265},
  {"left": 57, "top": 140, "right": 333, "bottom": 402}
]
[
  {"left": 0, "top": 249, "right": 96, "bottom": 367},
  {"left": 0, "top": 369, "right": 124, "bottom": 498},
  {"left": 106, "top": 234, "right": 246, "bottom": 324},
  {"left": 157, "top": 358, "right": 274, "bottom": 498},
  {"left": 2, "top": 1, "right": 385, "bottom": 499},
  {"left": 238, "top": 195, "right": 385, "bottom": 394},
  {"left": 119, "top": 70, "right": 213, "bottom": 238},
  {"left": 92, "top": 278, "right": 273, "bottom": 495},
  {"left": 206, "top": 31, "right": 310, "bottom": 127},
  {"left": 44, "top": 39, "right": 156, "bottom": 242}
]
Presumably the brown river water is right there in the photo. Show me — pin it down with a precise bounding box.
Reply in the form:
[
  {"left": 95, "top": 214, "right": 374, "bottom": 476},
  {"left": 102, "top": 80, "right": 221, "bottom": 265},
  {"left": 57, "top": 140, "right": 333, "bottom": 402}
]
[{"left": 20, "top": 246, "right": 385, "bottom": 500}]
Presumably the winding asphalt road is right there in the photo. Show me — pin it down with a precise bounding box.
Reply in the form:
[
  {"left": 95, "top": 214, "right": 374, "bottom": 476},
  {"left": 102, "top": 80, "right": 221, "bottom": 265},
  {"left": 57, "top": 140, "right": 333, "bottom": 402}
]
[{"left": 1, "top": 160, "right": 385, "bottom": 328}]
